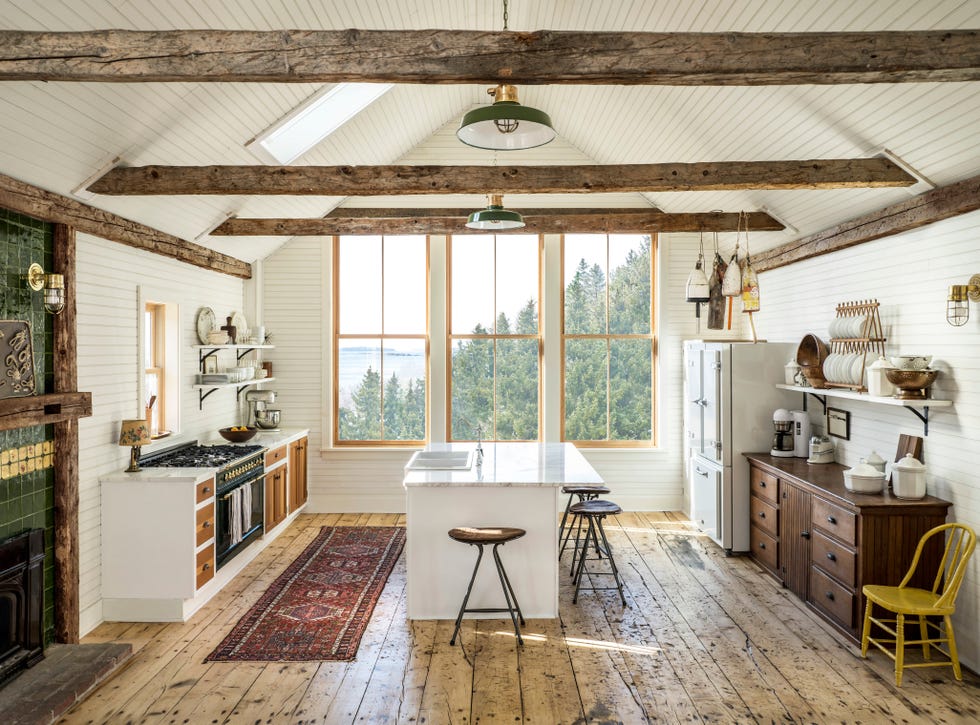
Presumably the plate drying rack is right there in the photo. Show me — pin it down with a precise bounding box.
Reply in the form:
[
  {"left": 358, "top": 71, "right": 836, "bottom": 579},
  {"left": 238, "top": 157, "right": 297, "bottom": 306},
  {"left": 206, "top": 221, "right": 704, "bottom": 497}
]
[{"left": 826, "top": 299, "right": 886, "bottom": 393}]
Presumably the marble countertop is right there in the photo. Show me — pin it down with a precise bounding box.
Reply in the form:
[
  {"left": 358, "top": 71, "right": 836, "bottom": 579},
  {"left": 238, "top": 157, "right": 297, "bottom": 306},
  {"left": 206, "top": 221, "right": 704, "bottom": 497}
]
[
  {"left": 102, "top": 428, "right": 309, "bottom": 484},
  {"left": 403, "top": 442, "right": 604, "bottom": 488}
]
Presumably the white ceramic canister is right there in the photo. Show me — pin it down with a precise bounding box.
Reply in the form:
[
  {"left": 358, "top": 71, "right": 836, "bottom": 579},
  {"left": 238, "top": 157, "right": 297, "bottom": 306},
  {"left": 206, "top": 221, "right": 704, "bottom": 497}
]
[
  {"left": 865, "top": 450, "right": 887, "bottom": 474},
  {"left": 892, "top": 455, "right": 927, "bottom": 499},
  {"left": 867, "top": 356, "right": 896, "bottom": 397},
  {"left": 784, "top": 360, "right": 802, "bottom": 385}
]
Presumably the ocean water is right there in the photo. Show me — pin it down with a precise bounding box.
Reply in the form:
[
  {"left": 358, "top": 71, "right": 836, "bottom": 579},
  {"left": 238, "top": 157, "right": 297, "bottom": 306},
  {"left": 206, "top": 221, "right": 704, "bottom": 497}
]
[{"left": 338, "top": 346, "right": 426, "bottom": 394}]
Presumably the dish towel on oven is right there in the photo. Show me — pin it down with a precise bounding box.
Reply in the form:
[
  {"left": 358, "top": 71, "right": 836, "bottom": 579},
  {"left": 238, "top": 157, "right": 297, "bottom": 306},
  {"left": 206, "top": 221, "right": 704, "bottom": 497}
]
[
  {"left": 229, "top": 487, "right": 243, "bottom": 545},
  {"left": 241, "top": 481, "right": 252, "bottom": 533}
]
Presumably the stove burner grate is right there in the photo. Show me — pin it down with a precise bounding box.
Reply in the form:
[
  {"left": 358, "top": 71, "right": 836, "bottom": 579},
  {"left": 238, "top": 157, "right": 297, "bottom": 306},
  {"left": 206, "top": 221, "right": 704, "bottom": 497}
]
[{"left": 140, "top": 443, "right": 264, "bottom": 469}]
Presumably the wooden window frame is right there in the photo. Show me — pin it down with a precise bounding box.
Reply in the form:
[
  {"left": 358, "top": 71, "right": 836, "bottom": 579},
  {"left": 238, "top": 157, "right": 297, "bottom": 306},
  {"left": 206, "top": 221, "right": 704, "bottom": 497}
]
[
  {"left": 560, "top": 233, "right": 658, "bottom": 448},
  {"left": 144, "top": 302, "right": 166, "bottom": 434},
  {"left": 446, "top": 234, "right": 543, "bottom": 443},
  {"left": 332, "top": 235, "right": 430, "bottom": 447}
]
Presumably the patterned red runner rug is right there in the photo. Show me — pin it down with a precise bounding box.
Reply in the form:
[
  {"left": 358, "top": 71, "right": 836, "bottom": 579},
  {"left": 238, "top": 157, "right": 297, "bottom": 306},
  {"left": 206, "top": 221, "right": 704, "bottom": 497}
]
[{"left": 205, "top": 526, "right": 405, "bottom": 662}]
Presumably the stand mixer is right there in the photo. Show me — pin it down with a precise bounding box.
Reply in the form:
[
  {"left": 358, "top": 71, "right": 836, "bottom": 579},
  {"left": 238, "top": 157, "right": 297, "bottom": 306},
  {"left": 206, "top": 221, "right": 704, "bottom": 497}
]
[{"left": 245, "top": 389, "right": 280, "bottom": 430}]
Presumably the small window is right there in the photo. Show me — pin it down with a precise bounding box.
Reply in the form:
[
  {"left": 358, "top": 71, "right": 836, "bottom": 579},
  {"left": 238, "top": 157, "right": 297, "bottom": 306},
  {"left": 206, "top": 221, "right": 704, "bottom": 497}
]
[
  {"left": 142, "top": 300, "right": 179, "bottom": 436},
  {"left": 334, "top": 235, "right": 429, "bottom": 445},
  {"left": 448, "top": 234, "right": 541, "bottom": 441},
  {"left": 561, "top": 234, "right": 656, "bottom": 445}
]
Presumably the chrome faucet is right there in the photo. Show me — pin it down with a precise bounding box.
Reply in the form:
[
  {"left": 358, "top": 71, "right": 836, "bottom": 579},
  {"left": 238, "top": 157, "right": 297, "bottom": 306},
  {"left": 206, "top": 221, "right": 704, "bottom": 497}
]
[{"left": 475, "top": 424, "right": 484, "bottom": 466}]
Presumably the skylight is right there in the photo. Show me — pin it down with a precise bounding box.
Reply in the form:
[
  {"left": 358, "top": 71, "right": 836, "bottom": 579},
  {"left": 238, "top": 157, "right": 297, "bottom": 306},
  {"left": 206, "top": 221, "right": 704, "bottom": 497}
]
[{"left": 245, "top": 83, "right": 394, "bottom": 164}]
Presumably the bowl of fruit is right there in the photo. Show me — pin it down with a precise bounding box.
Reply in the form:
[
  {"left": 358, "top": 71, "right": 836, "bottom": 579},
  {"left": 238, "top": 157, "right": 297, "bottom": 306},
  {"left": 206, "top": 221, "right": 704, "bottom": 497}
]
[{"left": 218, "top": 425, "right": 258, "bottom": 443}]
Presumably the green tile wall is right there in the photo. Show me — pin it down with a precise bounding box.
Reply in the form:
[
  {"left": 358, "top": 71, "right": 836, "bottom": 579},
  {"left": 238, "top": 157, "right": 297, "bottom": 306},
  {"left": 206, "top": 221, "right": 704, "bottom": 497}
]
[{"left": 0, "top": 207, "right": 56, "bottom": 645}]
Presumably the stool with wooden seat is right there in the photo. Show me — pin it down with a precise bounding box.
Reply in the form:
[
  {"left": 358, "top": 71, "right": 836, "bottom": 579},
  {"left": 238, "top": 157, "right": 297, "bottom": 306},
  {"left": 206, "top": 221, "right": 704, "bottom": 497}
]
[
  {"left": 569, "top": 499, "right": 628, "bottom": 606},
  {"left": 558, "top": 484, "right": 611, "bottom": 561},
  {"left": 448, "top": 526, "right": 527, "bottom": 646}
]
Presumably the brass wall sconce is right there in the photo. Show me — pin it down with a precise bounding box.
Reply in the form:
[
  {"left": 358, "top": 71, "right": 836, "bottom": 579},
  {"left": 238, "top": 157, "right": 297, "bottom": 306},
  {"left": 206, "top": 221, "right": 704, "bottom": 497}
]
[
  {"left": 946, "top": 274, "right": 980, "bottom": 326},
  {"left": 26, "top": 263, "right": 66, "bottom": 315}
]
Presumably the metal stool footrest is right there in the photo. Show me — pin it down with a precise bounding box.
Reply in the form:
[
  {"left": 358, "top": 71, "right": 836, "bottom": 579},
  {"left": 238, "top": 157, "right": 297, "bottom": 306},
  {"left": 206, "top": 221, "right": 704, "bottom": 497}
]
[{"left": 568, "top": 501, "right": 628, "bottom": 607}]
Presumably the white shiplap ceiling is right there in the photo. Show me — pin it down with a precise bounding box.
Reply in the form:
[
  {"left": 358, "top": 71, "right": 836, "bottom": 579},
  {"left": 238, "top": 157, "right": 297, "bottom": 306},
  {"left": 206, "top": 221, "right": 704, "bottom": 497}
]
[{"left": 0, "top": 0, "right": 978, "bottom": 262}]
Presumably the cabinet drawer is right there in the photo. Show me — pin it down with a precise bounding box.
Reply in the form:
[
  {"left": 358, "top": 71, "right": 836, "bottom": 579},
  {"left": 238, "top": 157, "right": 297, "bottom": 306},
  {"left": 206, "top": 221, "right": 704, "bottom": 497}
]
[
  {"left": 811, "top": 529, "right": 856, "bottom": 587},
  {"left": 196, "top": 477, "right": 216, "bottom": 504},
  {"left": 750, "top": 467, "right": 778, "bottom": 504},
  {"left": 196, "top": 502, "right": 215, "bottom": 547},
  {"left": 750, "top": 495, "right": 778, "bottom": 537},
  {"left": 750, "top": 526, "right": 778, "bottom": 576},
  {"left": 811, "top": 498, "right": 856, "bottom": 546},
  {"left": 809, "top": 565, "right": 855, "bottom": 629},
  {"left": 196, "top": 546, "right": 215, "bottom": 590},
  {"left": 265, "top": 445, "right": 287, "bottom": 467}
]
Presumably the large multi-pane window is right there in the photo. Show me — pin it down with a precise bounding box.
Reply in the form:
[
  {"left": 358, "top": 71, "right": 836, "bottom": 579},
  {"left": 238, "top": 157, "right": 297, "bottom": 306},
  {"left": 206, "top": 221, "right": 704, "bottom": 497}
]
[
  {"left": 562, "top": 234, "right": 655, "bottom": 445},
  {"left": 448, "top": 234, "right": 541, "bottom": 441},
  {"left": 334, "top": 235, "right": 428, "bottom": 445}
]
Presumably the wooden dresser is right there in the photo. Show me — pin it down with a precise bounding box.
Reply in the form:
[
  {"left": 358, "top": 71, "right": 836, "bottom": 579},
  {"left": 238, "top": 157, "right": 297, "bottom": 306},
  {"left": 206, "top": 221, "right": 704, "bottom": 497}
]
[{"left": 744, "top": 453, "right": 951, "bottom": 643}]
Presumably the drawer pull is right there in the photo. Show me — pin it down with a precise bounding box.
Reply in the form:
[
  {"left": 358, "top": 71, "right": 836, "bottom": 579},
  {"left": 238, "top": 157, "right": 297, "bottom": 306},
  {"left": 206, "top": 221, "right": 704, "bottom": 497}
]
[
  {"left": 202, "top": 486, "right": 212, "bottom": 494},
  {"left": 801, "top": 530, "right": 810, "bottom": 539},
  {"left": 759, "top": 542, "right": 766, "bottom": 550},
  {"left": 696, "top": 468, "right": 709, "bottom": 477},
  {"left": 826, "top": 551, "right": 836, "bottom": 562},
  {"left": 203, "top": 563, "right": 211, "bottom": 571},
  {"left": 827, "top": 515, "right": 837, "bottom": 525},
  {"left": 203, "top": 521, "right": 211, "bottom": 529},
  {"left": 759, "top": 481, "right": 767, "bottom": 488},
  {"left": 825, "top": 591, "right": 835, "bottom": 601},
  {"left": 758, "top": 512, "right": 766, "bottom": 519}
]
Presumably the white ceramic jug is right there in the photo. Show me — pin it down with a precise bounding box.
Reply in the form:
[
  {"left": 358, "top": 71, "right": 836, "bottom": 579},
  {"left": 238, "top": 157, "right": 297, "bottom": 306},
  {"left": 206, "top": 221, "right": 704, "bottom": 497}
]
[{"left": 892, "top": 455, "right": 927, "bottom": 499}]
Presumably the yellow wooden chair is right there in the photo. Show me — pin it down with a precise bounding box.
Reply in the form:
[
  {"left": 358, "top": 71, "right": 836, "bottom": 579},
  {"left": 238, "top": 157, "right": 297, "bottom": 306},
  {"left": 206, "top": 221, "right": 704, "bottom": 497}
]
[{"left": 861, "top": 523, "right": 976, "bottom": 686}]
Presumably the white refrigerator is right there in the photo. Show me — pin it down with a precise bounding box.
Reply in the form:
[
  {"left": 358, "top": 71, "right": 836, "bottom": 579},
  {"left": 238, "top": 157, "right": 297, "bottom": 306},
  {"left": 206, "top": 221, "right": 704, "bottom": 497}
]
[{"left": 684, "top": 340, "right": 795, "bottom": 553}]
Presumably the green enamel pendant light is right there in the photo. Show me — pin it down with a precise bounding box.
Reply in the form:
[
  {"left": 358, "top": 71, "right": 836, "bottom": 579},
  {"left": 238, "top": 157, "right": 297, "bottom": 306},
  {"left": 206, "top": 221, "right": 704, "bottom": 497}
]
[
  {"left": 465, "top": 194, "right": 526, "bottom": 230},
  {"left": 457, "top": 84, "right": 557, "bottom": 151}
]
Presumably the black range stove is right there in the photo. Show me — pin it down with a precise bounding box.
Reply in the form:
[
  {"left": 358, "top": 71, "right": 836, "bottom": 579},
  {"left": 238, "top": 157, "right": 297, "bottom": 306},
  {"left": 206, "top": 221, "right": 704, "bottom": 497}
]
[{"left": 140, "top": 443, "right": 264, "bottom": 489}]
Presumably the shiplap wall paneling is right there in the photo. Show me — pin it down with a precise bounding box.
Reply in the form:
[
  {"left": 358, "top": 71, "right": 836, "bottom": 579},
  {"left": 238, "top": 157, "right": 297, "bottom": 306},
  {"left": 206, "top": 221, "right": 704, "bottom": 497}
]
[
  {"left": 75, "top": 233, "right": 244, "bottom": 635},
  {"left": 750, "top": 210, "right": 980, "bottom": 672}
]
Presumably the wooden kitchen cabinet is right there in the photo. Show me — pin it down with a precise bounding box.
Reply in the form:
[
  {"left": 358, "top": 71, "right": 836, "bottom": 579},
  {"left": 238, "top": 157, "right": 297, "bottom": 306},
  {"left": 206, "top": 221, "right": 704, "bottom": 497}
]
[
  {"left": 265, "top": 467, "right": 288, "bottom": 530},
  {"left": 744, "top": 454, "right": 951, "bottom": 642},
  {"left": 288, "top": 435, "right": 308, "bottom": 512}
]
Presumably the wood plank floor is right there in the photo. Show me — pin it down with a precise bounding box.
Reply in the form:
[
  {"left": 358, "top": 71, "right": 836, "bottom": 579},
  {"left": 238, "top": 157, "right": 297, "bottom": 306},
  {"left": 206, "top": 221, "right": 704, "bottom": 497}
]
[{"left": 63, "top": 512, "right": 980, "bottom": 724}]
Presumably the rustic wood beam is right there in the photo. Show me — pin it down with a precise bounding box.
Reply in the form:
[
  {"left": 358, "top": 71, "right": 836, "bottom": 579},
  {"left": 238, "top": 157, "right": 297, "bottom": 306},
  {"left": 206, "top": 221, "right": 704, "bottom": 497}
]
[
  {"left": 212, "top": 210, "right": 783, "bottom": 236},
  {"left": 324, "top": 207, "right": 662, "bottom": 218},
  {"left": 753, "top": 174, "right": 980, "bottom": 272},
  {"left": 0, "top": 392, "right": 92, "bottom": 432},
  {"left": 0, "top": 29, "right": 977, "bottom": 85},
  {"left": 89, "top": 159, "right": 914, "bottom": 197},
  {"left": 52, "top": 223, "right": 81, "bottom": 644},
  {"left": 0, "top": 172, "right": 251, "bottom": 278}
]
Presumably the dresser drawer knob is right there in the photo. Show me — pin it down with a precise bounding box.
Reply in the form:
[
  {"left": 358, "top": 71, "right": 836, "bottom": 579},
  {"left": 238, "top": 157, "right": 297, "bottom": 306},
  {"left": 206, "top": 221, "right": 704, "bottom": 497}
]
[
  {"left": 202, "top": 486, "right": 212, "bottom": 494},
  {"left": 203, "top": 521, "right": 211, "bottom": 528},
  {"left": 203, "top": 563, "right": 211, "bottom": 571},
  {"left": 759, "top": 481, "right": 767, "bottom": 488},
  {"left": 826, "top": 551, "right": 836, "bottom": 562},
  {"left": 759, "top": 542, "right": 766, "bottom": 550},
  {"left": 758, "top": 511, "right": 766, "bottom": 519},
  {"left": 801, "top": 530, "right": 810, "bottom": 539},
  {"left": 827, "top": 515, "right": 837, "bottom": 524},
  {"left": 825, "top": 591, "right": 834, "bottom": 601}
]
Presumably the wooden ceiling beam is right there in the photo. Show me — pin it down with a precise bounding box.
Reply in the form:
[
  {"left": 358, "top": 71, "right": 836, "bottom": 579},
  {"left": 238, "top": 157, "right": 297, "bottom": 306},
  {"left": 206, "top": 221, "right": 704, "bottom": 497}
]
[
  {"left": 211, "top": 210, "right": 783, "bottom": 236},
  {"left": 753, "top": 173, "right": 980, "bottom": 272},
  {"left": 0, "top": 172, "right": 251, "bottom": 278},
  {"left": 323, "top": 207, "right": 661, "bottom": 218},
  {"left": 88, "top": 158, "right": 914, "bottom": 196},
  {"left": 0, "top": 29, "right": 977, "bottom": 85}
]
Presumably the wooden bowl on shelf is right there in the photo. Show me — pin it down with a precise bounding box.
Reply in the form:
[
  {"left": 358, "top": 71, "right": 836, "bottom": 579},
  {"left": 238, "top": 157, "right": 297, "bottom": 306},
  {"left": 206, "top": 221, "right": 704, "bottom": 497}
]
[
  {"left": 801, "top": 364, "right": 827, "bottom": 389},
  {"left": 796, "top": 334, "right": 828, "bottom": 369},
  {"left": 218, "top": 426, "right": 258, "bottom": 442}
]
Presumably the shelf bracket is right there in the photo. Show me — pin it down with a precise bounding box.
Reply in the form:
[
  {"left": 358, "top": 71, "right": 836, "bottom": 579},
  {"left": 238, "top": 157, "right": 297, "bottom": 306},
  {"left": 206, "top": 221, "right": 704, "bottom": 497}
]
[
  {"left": 198, "top": 348, "right": 220, "bottom": 371},
  {"left": 236, "top": 347, "right": 256, "bottom": 362},
  {"left": 801, "top": 392, "right": 827, "bottom": 413},
  {"left": 904, "top": 406, "right": 931, "bottom": 436},
  {"left": 235, "top": 383, "right": 257, "bottom": 401},
  {"left": 198, "top": 387, "right": 219, "bottom": 410}
]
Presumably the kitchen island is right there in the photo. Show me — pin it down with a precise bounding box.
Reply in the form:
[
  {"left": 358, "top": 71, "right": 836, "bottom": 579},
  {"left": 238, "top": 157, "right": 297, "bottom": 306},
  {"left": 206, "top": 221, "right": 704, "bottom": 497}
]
[{"left": 403, "top": 442, "right": 603, "bottom": 620}]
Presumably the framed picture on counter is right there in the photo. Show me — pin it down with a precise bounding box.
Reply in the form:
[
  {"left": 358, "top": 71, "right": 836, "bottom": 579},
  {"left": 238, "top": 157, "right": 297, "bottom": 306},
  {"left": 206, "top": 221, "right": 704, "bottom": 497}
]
[{"left": 827, "top": 407, "right": 850, "bottom": 440}]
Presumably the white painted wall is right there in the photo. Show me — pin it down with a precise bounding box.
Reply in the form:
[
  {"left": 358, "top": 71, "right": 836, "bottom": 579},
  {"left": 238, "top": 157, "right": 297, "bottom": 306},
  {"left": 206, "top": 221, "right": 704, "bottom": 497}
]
[
  {"left": 745, "top": 210, "right": 980, "bottom": 672},
  {"left": 76, "top": 233, "right": 245, "bottom": 635}
]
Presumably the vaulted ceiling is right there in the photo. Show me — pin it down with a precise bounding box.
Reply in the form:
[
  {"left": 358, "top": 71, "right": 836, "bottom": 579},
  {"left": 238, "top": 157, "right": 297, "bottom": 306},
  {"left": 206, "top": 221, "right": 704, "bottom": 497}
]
[{"left": 1, "top": 0, "right": 978, "bottom": 262}]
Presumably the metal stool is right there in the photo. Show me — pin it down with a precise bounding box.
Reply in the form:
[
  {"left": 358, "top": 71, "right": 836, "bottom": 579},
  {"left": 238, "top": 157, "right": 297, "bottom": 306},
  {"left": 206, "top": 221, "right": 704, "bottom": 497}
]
[
  {"left": 569, "top": 499, "right": 627, "bottom": 606},
  {"left": 558, "top": 485, "right": 611, "bottom": 562},
  {"left": 448, "top": 526, "right": 527, "bottom": 646}
]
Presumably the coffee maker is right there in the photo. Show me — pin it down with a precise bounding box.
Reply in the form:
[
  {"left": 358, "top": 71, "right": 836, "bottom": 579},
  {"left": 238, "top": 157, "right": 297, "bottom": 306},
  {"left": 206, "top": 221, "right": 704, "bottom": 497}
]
[{"left": 771, "top": 408, "right": 795, "bottom": 457}]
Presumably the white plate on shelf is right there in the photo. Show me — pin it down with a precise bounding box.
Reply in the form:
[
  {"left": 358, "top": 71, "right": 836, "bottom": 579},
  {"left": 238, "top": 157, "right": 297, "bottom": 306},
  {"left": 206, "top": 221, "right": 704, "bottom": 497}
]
[{"left": 196, "top": 307, "right": 215, "bottom": 344}]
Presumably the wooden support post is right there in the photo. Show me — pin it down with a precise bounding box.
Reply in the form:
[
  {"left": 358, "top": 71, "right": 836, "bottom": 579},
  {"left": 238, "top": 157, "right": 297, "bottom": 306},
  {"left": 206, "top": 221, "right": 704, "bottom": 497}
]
[{"left": 52, "top": 222, "right": 79, "bottom": 644}]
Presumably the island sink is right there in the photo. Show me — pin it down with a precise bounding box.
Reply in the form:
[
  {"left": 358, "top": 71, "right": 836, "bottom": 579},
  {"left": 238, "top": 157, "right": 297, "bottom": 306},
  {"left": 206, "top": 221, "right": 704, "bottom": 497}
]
[{"left": 405, "top": 450, "right": 474, "bottom": 471}]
